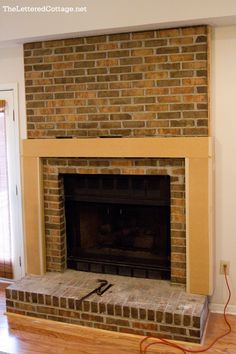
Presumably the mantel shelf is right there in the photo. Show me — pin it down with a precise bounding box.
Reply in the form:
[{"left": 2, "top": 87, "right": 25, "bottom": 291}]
[{"left": 22, "top": 137, "right": 212, "bottom": 159}]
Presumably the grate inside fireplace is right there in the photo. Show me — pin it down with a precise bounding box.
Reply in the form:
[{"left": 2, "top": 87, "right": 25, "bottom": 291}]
[{"left": 63, "top": 174, "right": 171, "bottom": 280}]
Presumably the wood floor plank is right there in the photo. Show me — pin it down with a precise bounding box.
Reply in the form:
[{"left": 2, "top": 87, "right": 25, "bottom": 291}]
[{"left": 1, "top": 282, "right": 236, "bottom": 353}]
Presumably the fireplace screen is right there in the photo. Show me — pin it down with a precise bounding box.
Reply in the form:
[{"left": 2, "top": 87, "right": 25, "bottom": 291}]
[{"left": 63, "top": 174, "right": 170, "bottom": 279}]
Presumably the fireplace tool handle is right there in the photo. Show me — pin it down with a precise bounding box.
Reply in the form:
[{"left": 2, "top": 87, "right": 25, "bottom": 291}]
[
  {"left": 96, "top": 280, "right": 113, "bottom": 295},
  {"left": 77, "top": 279, "right": 113, "bottom": 304}
]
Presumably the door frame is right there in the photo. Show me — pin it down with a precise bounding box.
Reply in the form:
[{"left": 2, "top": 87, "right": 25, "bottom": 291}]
[{"left": 0, "top": 83, "right": 24, "bottom": 280}]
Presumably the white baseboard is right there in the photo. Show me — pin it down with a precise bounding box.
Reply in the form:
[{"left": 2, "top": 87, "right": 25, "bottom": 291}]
[
  {"left": 0, "top": 278, "right": 14, "bottom": 283},
  {"left": 210, "top": 303, "right": 236, "bottom": 315}
]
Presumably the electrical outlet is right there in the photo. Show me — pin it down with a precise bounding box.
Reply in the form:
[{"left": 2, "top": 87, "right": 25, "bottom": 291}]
[{"left": 220, "top": 261, "right": 230, "bottom": 275}]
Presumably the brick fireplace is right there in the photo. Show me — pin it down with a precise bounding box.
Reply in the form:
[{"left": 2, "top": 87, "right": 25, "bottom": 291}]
[
  {"left": 13, "top": 136, "right": 212, "bottom": 342},
  {"left": 21, "top": 136, "right": 212, "bottom": 294},
  {"left": 6, "top": 25, "right": 213, "bottom": 342},
  {"left": 43, "top": 157, "right": 185, "bottom": 283}
]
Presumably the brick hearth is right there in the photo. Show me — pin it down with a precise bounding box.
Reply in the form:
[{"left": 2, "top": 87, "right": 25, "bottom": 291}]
[{"left": 6, "top": 271, "right": 208, "bottom": 343}]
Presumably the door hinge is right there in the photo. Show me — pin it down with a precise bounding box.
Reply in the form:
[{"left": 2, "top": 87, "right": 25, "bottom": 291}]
[
  {"left": 13, "top": 110, "right": 15, "bottom": 121},
  {"left": 16, "top": 185, "right": 18, "bottom": 196},
  {"left": 19, "top": 256, "right": 22, "bottom": 267}
]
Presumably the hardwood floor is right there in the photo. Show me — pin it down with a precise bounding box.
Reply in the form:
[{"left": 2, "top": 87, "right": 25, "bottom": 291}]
[{"left": 1, "top": 282, "right": 236, "bottom": 354}]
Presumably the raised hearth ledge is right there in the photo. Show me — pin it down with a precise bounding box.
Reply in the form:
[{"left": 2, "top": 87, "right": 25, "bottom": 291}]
[{"left": 21, "top": 137, "right": 213, "bottom": 296}]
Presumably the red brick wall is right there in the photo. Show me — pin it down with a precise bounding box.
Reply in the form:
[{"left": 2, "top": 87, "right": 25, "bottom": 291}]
[
  {"left": 24, "top": 25, "right": 210, "bottom": 285},
  {"left": 24, "top": 25, "right": 209, "bottom": 139}
]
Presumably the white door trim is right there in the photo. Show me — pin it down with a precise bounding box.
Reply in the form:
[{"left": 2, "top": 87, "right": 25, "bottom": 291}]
[{"left": 0, "top": 83, "right": 25, "bottom": 280}]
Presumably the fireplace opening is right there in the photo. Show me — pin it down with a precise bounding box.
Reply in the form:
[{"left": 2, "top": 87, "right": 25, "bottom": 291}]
[{"left": 63, "top": 174, "right": 171, "bottom": 280}]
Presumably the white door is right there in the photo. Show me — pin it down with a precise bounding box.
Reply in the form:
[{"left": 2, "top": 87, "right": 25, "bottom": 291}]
[{"left": 0, "top": 89, "right": 24, "bottom": 280}]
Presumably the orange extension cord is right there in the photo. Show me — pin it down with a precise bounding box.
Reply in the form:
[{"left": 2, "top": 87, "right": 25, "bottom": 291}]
[{"left": 139, "top": 266, "right": 232, "bottom": 354}]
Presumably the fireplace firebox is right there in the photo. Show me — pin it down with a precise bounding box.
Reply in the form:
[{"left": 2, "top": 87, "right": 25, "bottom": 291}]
[{"left": 63, "top": 173, "right": 171, "bottom": 279}]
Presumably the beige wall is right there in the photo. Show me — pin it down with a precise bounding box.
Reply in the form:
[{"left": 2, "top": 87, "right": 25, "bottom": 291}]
[
  {"left": 211, "top": 26, "right": 236, "bottom": 312},
  {"left": 1, "top": 0, "right": 236, "bottom": 44}
]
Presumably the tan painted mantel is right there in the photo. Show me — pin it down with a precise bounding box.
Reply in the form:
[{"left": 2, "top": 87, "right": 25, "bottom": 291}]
[{"left": 21, "top": 137, "right": 213, "bottom": 295}]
